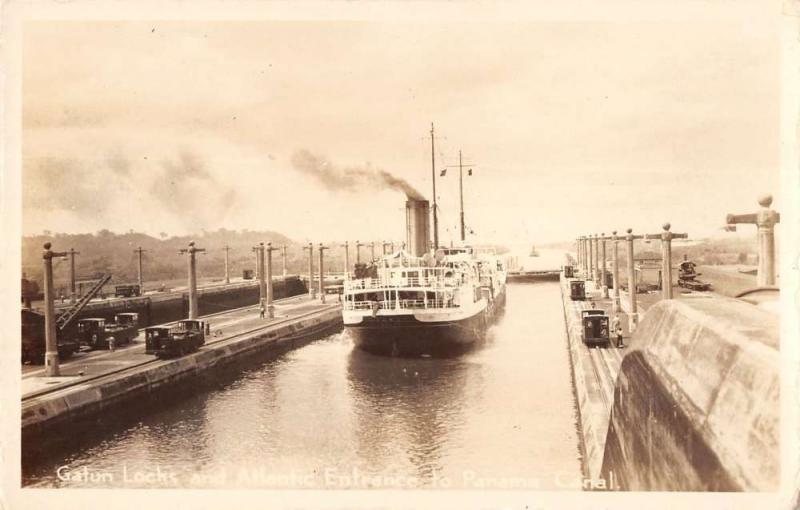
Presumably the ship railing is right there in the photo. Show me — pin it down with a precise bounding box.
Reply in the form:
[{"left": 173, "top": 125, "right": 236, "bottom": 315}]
[
  {"left": 343, "top": 300, "right": 396, "bottom": 311},
  {"left": 344, "top": 275, "right": 462, "bottom": 291},
  {"left": 343, "top": 299, "right": 454, "bottom": 311},
  {"left": 397, "top": 298, "right": 451, "bottom": 309}
]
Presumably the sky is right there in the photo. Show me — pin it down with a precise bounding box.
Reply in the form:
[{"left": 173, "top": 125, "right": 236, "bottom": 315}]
[{"left": 21, "top": 8, "right": 781, "bottom": 247}]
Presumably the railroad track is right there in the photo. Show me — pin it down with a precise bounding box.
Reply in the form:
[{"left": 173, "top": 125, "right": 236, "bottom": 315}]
[
  {"left": 587, "top": 347, "right": 616, "bottom": 412},
  {"left": 22, "top": 303, "right": 341, "bottom": 403},
  {"left": 569, "top": 294, "right": 623, "bottom": 414}
]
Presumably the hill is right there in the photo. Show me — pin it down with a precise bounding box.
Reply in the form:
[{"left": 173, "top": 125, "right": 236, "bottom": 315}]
[{"left": 21, "top": 229, "right": 325, "bottom": 292}]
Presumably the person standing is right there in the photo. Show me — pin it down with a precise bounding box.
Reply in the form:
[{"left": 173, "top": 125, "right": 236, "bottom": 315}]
[
  {"left": 612, "top": 315, "right": 624, "bottom": 348},
  {"left": 259, "top": 304, "right": 266, "bottom": 319},
  {"left": 108, "top": 336, "right": 116, "bottom": 352}
]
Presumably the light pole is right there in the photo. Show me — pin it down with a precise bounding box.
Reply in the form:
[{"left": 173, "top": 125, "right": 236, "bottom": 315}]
[
  {"left": 318, "top": 243, "right": 328, "bottom": 303},
  {"left": 600, "top": 233, "right": 608, "bottom": 298},
  {"left": 67, "top": 248, "right": 80, "bottom": 303},
  {"left": 266, "top": 243, "right": 277, "bottom": 318},
  {"left": 303, "top": 243, "right": 315, "bottom": 299},
  {"left": 43, "top": 242, "right": 67, "bottom": 375},
  {"left": 180, "top": 241, "right": 205, "bottom": 319},
  {"left": 356, "top": 240, "right": 365, "bottom": 265},
  {"left": 343, "top": 241, "right": 350, "bottom": 278},
  {"left": 611, "top": 231, "right": 620, "bottom": 308},
  {"left": 252, "top": 243, "right": 266, "bottom": 310},
  {"left": 625, "top": 229, "right": 644, "bottom": 331},
  {"left": 726, "top": 194, "right": 781, "bottom": 286},
  {"left": 223, "top": 245, "right": 230, "bottom": 284},
  {"left": 644, "top": 224, "right": 688, "bottom": 300}
]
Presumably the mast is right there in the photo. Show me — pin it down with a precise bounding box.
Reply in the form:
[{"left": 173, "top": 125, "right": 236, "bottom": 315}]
[
  {"left": 431, "top": 122, "right": 439, "bottom": 249},
  {"left": 459, "top": 150, "right": 465, "bottom": 242}
]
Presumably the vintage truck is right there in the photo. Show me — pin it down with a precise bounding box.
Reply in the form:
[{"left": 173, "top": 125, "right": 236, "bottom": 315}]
[{"left": 77, "top": 312, "right": 139, "bottom": 350}]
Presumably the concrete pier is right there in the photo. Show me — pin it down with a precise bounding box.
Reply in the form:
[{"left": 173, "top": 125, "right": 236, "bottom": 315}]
[
  {"left": 22, "top": 295, "right": 342, "bottom": 438},
  {"left": 602, "top": 297, "right": 779, "bottom": 491},
  {"left": 559, "top": 265, "right": 779, "bottom": 490}
]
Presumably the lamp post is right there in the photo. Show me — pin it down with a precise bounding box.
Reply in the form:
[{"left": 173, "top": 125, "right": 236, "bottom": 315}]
[
  {"left": 222, "top": 245, "right": 230, "bottom": 284},
  {"left": 343, "top": 241, "right": 350, "bottom": 279},
  {"left": 644, "top": 224, "right": 688, "bottom": 300},
  {"left": 356, "top": 240, "right": 365, "bottom": 265},
  {"left": 318, "top": 244, "right": 328, "bottom": 303},
  {"left": 43, "top": 242, "right": 68, "bottom": 376},
  {"left": 303, "top": 243, "right": 315, "bottom": 299},
  {"left": 266, "top": 243, "right": 277, "bottom": 318},
  {"left": 611, "top": 231, "right": 620, "bottom": 308},
  {"left": 600, "top": 233, "right": 608, "bottom": 298},
  {"left": 180, "top": 241, "right": 205, "bottom": 319},
  {"left": 67, "top": 248, "right": 80, "bottom": 303},
  {"left": 625, "top": 229, "right": 644, "bottom": 332},
  {"left": 726, "top": 194, "right": 781, "bottom": 286},
  {"left": 252, "top": 243, "right": 266, "bottom": 309},
  {"left": 580, "top": 236, "right": 587, "bottom": 277}
]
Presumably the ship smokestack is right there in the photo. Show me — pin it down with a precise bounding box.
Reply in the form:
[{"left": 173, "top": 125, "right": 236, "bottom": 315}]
[{"left": 405, "top": 199, "right": 431, "bottom": 257}]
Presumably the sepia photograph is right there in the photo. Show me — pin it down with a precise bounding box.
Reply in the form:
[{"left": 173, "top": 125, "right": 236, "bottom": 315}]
[{"left": 2, "top": 0, "right": 798, "bottom": 509}]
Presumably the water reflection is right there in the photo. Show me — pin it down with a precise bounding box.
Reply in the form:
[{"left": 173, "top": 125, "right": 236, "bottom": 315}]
[
  {"left": 23, "top": 283, "right": 581, "bottom": 490},
  {"left": 346, "top": 347, "right": 473, "bottom": 482}
]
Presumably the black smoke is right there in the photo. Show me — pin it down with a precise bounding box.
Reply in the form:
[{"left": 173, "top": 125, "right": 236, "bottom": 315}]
[{"left": 291, "top": 149, "right": 425, "bottom": 200}]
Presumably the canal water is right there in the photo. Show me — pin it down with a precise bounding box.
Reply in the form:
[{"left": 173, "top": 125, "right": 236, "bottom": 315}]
[{"left": 23, "top": 282, "right": 582, "bottom": 489}]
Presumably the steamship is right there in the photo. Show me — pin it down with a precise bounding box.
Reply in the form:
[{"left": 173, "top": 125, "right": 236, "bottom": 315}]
[{"left": 342, "top": 199, "right": 506, "bottom": 357}]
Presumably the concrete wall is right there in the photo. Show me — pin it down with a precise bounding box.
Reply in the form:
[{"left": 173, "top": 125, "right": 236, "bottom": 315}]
[{"left": 601, "top": 297, "right": 779, "bottom": 491}]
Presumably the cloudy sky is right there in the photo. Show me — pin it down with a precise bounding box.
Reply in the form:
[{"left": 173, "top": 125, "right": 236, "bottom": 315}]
[{"left": 22, "top": 6, "right": 780, "bottom": 246}]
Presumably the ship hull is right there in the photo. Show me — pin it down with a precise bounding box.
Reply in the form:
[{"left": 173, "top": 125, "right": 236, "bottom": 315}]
[
  {"left": 490, "top": 285, "right": 507, "bottom": 316},
  {"left": 347, "top": 308, "right": 488, "bottom": 357}
]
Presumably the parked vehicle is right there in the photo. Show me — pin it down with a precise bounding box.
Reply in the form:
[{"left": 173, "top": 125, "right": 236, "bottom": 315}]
[
  {"left": 581, "top": 309, "right": 610, "bottom": 347},
  {"left": 570, "top": 280, "right": 586, "bottom": 301},
  {"left": 77, "top": 313, "right": 139, "bottom": 350},
  {"left": 144, "top": 326, "right": 174, "bottom": 356},
  {"left": 21, "top": 309, "right": 80, "bottom": 363},
  {"left": 145, "top": 319, "right": 206, "bottom": 358},
  {"left": 21, "top": 274, "right": 111, "bottom": 364},
  {"left": 115, "top": 284, "right": 141, "bottom": 298}
]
